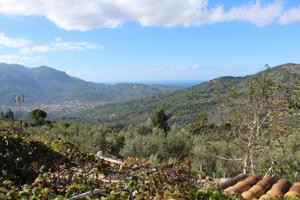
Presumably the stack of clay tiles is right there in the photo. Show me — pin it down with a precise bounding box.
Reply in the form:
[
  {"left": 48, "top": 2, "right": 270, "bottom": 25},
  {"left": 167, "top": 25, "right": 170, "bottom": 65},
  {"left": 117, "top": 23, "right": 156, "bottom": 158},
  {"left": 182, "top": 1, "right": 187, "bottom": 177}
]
[{"left": 220, "top": 174, "right": 300, "bottom": 199}]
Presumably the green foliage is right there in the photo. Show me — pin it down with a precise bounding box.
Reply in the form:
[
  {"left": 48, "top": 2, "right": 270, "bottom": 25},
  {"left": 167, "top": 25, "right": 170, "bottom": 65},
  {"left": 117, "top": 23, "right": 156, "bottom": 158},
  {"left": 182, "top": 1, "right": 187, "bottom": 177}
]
[
  {"left": 1, "top": 64, "right": 300, "bottom": 199},
  {"left": 150, "top": 107, "right": 170, "bottom": 131},
  {"left": 195, "top": 186, "right": 241, "bottom": 200},
  {"left": 289, "top": 81, "right": 300, "bottom": 109},
  {"left": 186, "top": 113, "right": 221, "bottom": 135},
  {"left": 78, "top": 63, "right": 300, "bottom": 126},
  {"left": 29, "top": 109, "right": 47, "bottom": 126},
  {"left": 189, "top": 67, "right": 300, "bottom": 179},
  {"left": 191, "top": 130, "right": 244, "bottom": 177},
  {"left": 0, "top": 122, "right": 106, "bottom": 199},
  {"left": 29, "top": 121, "right": 125, "bottom": 156},
  {"left": 121, "top": 125, "right": 192, "bottom": 161},
  {"left": 0, "top": 120, "right": 241, "bottom": 200},
  {"left": 223, "top": 68, "right": 284, "bottom": 174}
]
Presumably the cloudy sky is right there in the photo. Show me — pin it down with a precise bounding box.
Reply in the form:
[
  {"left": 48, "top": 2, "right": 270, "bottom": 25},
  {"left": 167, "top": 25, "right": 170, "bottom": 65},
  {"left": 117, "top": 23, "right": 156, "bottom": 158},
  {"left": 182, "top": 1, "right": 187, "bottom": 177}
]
[{"left": 0, "top": 0, "right": 300, "bottom": 83}]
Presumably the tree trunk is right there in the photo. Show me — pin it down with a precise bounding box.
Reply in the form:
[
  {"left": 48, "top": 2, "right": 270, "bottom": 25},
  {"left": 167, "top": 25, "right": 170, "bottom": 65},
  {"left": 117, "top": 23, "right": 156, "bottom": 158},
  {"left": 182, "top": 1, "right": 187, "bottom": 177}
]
[
  {"left": 243, "top": 156, "right": 248, "bottom": 174},
  {"left": 250, "top": 153, "right": 255, "bottom": 175}
]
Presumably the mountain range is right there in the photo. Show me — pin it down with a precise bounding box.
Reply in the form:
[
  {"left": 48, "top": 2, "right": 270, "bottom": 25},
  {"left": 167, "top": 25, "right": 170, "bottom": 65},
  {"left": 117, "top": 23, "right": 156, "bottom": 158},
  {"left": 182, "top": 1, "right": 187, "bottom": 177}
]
[
  {"left": 0, "top": 63, "right": 179, "bottom": 107},
  {"left": 1, "top": 63, "right": 299, "bottom": 124},
  {"left": 68, "top": 63, "right": 300, "bottom": 124}
]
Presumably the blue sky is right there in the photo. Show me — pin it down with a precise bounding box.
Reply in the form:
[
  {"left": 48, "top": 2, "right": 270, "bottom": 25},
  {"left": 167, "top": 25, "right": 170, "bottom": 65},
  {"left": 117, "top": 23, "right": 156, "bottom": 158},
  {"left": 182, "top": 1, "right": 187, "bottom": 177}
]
[{"left": 0, "top": 0, "right": 300, "bottom": 83}]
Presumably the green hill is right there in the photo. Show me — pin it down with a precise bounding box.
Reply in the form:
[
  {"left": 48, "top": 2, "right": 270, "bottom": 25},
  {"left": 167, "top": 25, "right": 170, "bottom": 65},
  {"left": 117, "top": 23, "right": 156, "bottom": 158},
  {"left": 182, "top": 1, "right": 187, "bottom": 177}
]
[{"left": 70, "top": 63, "right": 300, "bottom": 124}]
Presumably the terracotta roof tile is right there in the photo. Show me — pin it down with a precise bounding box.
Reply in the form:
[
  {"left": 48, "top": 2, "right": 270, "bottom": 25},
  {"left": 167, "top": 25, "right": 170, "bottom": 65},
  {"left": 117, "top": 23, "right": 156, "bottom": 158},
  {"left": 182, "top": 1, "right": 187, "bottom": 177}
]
[{"left": 220, "top": 174, "right": 300, "bottom": 199}]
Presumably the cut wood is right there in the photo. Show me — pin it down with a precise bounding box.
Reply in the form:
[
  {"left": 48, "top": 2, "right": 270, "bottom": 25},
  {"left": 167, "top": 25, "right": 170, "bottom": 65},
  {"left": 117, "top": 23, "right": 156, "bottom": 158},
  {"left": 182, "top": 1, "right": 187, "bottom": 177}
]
[
  {"left": 96, "top": 151, "right": 123, "bottom": 165},
  {"left": 67, "top": 189, "right": 106, "bottom": 200}
]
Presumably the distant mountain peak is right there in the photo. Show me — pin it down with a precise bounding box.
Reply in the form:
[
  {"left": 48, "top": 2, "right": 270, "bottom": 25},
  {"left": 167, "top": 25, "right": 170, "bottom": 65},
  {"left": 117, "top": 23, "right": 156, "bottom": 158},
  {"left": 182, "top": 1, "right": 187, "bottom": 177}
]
[
  {"left": 36, "top": 65, "right": 56, "bottom": 70},
  {"left": 275, "top": 63, "right": 299, "bottom": 69},
  {"left": 0, "top": 63, "right": 179, "bottom": 106}
]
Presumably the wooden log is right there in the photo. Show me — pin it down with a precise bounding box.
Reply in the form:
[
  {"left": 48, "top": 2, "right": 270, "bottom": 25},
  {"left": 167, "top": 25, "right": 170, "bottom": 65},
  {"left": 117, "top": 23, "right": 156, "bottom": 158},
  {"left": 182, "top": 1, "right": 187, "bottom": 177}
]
[
  {"left": 67, "top": 189, "right": 106, "bottom": 200},
  {"left": 95, "top": 152, "right": 123, "bottom": 165},
  {"left": 219, "top": 173, "right": 248, "bottom": 189}
]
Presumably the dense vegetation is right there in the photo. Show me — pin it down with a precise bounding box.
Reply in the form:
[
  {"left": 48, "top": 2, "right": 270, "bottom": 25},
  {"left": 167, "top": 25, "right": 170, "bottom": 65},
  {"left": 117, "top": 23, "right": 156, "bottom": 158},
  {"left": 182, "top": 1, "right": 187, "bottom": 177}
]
[
  {"left": 73, "top": 64, "right": 300, "bottom": 125},
  {"left": 32, "top": 102, "right": 299, "bottom": 180},
  {"left": 1, "top": 64, "right": 300, "bottom": 199},
  {"left": 0, "top": 120, "right": 245, "bottom": 199}
]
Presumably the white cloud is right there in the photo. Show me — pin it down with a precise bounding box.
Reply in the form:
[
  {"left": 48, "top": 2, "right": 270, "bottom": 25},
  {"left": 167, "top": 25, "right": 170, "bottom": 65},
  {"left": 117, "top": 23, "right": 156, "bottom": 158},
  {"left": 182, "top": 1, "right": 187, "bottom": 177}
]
[
  {"left": 0, "top": 33, "right": 31, "bottom": 48},
  {"left": 0, "top": 32, "right": 103, "bottom": 64},
  {"left": 52, "top": 40, "right": 103, "bottom": 51},
  {"left": 19, "top": 38, "right": 104, "bottom": 55},
  {"left": 221, "top": 0, "right": 283, "bottom": 27},
  {"left": 31, "top": 45, "right": 52, "bottom": 53},
  {"left": 0, "top": 54, "right": 32, "bottom": 64},
  {"left": 0, "top": 0, "right": 284, "bottom": 31},
  {"left": 0, "top": 32, "right": 102, "bottom": 54},
  {"left": 279, "top": 6, "right": 300, "bottom": 25}
]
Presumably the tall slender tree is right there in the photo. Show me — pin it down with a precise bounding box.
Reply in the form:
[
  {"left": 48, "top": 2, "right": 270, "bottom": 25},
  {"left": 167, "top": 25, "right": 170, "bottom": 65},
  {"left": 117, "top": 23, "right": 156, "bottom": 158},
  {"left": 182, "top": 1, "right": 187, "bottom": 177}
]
[{"left": 219, "top": 67, "right": 287, "bottom": 175}]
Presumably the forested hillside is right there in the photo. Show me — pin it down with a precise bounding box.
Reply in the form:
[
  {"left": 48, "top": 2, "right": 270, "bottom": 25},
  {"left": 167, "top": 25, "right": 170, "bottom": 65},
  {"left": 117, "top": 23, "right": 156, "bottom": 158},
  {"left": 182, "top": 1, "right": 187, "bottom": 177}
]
[{"left": 70, "top": 63, "right": 300, "bottom": 124}]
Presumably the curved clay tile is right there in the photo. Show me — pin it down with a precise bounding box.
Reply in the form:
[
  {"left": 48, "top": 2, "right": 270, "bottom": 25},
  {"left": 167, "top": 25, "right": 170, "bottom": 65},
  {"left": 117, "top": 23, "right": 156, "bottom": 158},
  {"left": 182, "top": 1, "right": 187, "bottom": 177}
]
[
  {"left": 259, "top": 179, "right": 291, "bottom": 200},
  {"left": 219, "top": 173, "right": 248, "bottom": 189},
  {"left": 256, "top": 176, "right": 276, "bottom": 189},
  {"left": 222, "top": 176, "right": 299, "bottom": 199},
  {"left": 224, "top": 175, "right": 261, "bottom": 195},
  {"left": 284, "top": 182, "right": 300, "bottom": 199},
  {"left": 241, "top": 176, "right": 275, "bottom": 200}
]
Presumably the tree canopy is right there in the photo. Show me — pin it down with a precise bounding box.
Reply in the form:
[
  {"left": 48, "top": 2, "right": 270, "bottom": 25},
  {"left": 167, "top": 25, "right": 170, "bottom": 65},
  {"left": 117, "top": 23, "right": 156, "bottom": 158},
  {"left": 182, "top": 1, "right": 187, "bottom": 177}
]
[
  {"left": 150, "top": 108, "right": 170, "bottom": 131},
  {"left": 29, "top": 109, "right": 47, "bottom": 126}
]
